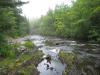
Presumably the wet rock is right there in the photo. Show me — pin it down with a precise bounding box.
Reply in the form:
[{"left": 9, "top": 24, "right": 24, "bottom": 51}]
[
  {"left": 45, "top": 55, "right": 51, "bottom": 64},
  {"left": 49, "top": 67, "right": 55, "bottom": 71},
  {"left": 17, "top": 46, "right": 27, "bottom": 53}
]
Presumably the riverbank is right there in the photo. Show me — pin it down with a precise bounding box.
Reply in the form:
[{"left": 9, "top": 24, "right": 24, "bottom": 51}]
[
  {"left": 0, "top": 51, "right": 43, "bottom": 75},
  {"left": 0, "top": 40, "right": 43, "bottom": 75}
]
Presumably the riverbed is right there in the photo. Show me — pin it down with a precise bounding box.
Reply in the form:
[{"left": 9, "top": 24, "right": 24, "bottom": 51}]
[
  {"left": 14, "top": 35, "right": 100, "bottom": 75},
  {"left": 25, "top": 35, "right": 100, "bottom": 75}
]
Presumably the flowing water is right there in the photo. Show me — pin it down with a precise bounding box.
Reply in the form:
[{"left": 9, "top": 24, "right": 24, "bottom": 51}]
[{"left": 27, "top": 35, "right": 100, "bottom": 75}]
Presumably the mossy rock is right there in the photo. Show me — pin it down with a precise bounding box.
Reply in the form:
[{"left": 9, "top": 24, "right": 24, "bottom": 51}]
[
  {"left": 45, "top": 40, "right": 54, "bottom": 46},
  {"left": 59, "top": 51, "right": 76, "bottom": 64},
  {"left": 24, "top": 41, "right": 35, "bottom": 50},
  {"left": 59, "top": 51, "right": 77, "bottom": 74}
]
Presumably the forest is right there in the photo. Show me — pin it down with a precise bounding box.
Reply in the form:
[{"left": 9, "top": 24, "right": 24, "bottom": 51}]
[
  {"left": 31, "top": 0, "right": 100, "bottom": 43},
  {"left": 0, "top": 0, "right": 100, "bottom": 75}
]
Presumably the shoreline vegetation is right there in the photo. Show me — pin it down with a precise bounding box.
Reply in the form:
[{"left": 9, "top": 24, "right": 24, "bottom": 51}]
[{"left": 0, "top": 40, "right": 43, "bottom": 75}]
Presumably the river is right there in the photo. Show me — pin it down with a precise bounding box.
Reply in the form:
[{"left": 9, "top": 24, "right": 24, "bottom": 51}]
[{"left": 19, "top": 35, "right": 100, "bottom": 75}]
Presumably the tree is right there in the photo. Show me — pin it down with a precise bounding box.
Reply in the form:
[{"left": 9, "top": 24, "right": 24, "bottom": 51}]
[{"left": 0, "top": 0, "right": 29, "bottom": 57}]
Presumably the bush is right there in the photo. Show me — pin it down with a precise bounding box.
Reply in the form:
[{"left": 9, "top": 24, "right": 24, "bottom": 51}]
[{"left": 0, "top": 44, "right": 16, "bottom": 58}]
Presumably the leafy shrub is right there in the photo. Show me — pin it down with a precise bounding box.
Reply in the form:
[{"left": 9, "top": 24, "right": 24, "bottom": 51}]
[{"left": 0, "top": 44, "right": 16, "bottom": 58}]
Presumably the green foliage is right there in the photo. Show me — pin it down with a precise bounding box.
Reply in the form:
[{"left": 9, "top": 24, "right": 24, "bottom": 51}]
[
  {"left": 72, "top": 19, "right": 89, "bottom": 40},
  {"left": 0, "top": 0, "right": 29, "bottom": 57},
  {"left": 0, "top": 8, "right": 16, "bottom": 34},
  {"left": 30, "top": 0, "right": 100, "bottom": 43},
  {"left": 89, "top": 6, "right": 100, "bottom": 43},
  {"left": 0, "top": 44, "right": 16, "bottom": 58}
]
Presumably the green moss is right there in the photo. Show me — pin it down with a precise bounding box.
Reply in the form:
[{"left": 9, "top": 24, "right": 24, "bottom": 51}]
[
  {"left": 59, "top": 51, "right": 77, "bottom": 74},
  {"left": 59, "top": 51, "right": 76, "bottom": 64},
  {"left": 24, "top": 41, "right": 35, "bottom": 50}
]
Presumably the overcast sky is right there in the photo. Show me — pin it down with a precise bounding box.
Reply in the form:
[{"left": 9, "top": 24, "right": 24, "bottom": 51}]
[{"left": 21, "top": 0, "right": 72, "bottom": 19}]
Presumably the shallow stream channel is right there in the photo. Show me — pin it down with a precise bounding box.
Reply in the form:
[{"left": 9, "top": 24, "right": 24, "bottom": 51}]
[{"left": 28, "top": 35, "right": 100, "bottom": 75}]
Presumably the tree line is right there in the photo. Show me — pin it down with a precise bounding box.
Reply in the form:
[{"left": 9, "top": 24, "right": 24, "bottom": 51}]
[
  {"left": 31, "top": 0, "right": 100, "bottom": 43},
  {"left": 0, "top": 0, "right": 29, "bottom": 57}
]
